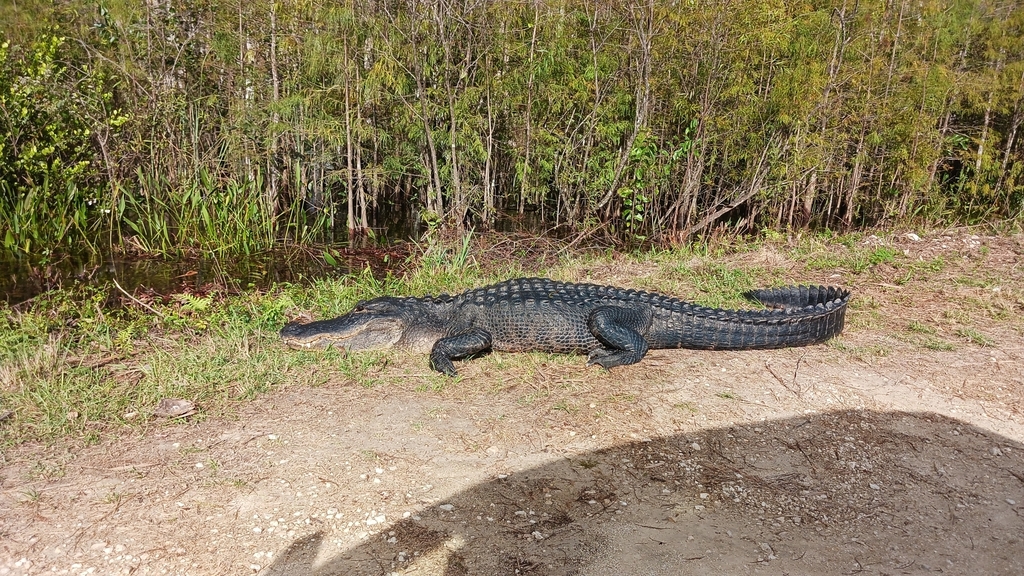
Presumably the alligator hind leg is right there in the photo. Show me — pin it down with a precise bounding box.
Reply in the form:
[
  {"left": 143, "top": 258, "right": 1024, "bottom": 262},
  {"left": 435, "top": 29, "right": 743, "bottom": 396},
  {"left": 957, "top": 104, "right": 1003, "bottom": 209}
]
[
  {"left": 586, "top": 306, "right": 650, "bottom": 369},
  {"left": 429, "top": 328, "right": 494, "bottom": 376}
]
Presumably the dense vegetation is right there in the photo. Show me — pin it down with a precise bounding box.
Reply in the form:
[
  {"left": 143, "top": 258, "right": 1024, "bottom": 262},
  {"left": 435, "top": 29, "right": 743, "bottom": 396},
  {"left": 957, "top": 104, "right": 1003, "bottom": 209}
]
[{"left": 1, "top": 0, "right": 1022, "bottom": 255}]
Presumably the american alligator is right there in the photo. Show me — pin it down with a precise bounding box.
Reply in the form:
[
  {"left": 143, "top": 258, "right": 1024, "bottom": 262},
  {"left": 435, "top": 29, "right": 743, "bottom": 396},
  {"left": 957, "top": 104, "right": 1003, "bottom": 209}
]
[{"left": 280, "top": 277, "right": 850, "bottom": 376}]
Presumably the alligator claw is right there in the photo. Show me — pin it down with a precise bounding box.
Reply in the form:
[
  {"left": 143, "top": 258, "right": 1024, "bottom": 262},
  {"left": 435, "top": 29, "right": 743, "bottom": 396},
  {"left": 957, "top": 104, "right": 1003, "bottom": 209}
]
[{"left": 429, "top": 356, "right": 459, "bottom": 377}]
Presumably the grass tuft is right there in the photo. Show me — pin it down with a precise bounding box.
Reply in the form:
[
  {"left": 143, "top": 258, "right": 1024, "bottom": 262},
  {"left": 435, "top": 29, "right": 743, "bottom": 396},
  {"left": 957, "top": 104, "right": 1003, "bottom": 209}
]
[{"left": 956, "top": 327, "right": 994, "bottom": 347}]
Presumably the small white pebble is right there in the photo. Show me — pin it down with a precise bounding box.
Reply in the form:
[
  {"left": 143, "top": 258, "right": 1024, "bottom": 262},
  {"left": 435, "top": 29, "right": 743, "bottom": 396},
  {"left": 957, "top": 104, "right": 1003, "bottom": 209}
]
[
  {"left": 869, "top": 484, "right": 880, "bottom": 490},
  {"left": 439, "top": 504, "right": 454, "bottom": 512},
  {"left": 1007, "top": 499, "right": 1017, "bottom": 506},
  {"left": 532, "top": 531, "right": 544, "bottom": 540}
]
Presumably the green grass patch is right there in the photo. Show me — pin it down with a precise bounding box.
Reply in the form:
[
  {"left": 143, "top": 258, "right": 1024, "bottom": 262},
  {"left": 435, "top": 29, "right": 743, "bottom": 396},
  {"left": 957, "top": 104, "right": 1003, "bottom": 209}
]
[
  {"left": 684, "top": 263, "right": 760, "bottom": 309},
  {"left": 551, "top": 400, "right": 578, "bottom": 414},
  {"left": 827, "top": 339, "right": 891, "bottom": 359},
  {"left": 902, "top": 322, "right": 956, "bottom": 351},
  {"left": 956, "top": 327, "right": 994, "bottom": 347},
  {"left": 907, "top": 321, "right": 936, "bottom": 334},
  {"left": 805, "top": 244, "right": 900, "bottom": 273},
  {"left": 0, "top": 264, "right": 480, "bottom": 446},
  {"left": 673, "top": 402, "right": 698, "bottom": 413},
  {"left": 921, "top": 337, "right": 956, "bottom": 351}
]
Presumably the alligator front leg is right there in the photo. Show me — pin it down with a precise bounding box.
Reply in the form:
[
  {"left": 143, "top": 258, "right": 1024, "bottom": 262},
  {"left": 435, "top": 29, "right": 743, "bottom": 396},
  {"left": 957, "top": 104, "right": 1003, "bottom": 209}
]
[
  {"left": 586, "top": 306, "right": 650, "bottom": 369},
  {"left": 429, "top": 328, "right": 494, "bottom": 376}
]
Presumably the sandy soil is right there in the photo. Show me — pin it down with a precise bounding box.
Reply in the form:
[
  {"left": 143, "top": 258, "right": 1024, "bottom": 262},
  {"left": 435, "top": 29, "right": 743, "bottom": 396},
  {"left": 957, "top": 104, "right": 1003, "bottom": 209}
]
[{"left": 2, "top": 232, "right": 1023, "bottom": 575}]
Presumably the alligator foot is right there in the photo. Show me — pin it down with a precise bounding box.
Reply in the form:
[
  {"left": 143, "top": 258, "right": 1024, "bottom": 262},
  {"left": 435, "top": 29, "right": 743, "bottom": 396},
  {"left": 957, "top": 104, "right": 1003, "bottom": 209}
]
[
  {"left": 586, "top": 306, "right": 650, "bottom": 368},
  {"left": 585, "top": 347, "right": 644, "bottom": 369},
  {"left": 429, "top": 328, "right": 494, "bottom": 376}
]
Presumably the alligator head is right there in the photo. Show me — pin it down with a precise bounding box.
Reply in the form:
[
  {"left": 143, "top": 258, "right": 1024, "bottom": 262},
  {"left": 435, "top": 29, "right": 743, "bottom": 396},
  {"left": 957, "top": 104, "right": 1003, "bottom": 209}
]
[{"left": 280, "top": 296, "right": 442, "bottom": 353}]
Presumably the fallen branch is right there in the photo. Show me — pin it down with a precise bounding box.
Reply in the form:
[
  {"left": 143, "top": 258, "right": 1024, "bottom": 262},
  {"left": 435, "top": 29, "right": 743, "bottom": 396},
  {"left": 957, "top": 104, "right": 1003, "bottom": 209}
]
[{"left": 111, "top": 278, "right": 165, "bottom": 319}]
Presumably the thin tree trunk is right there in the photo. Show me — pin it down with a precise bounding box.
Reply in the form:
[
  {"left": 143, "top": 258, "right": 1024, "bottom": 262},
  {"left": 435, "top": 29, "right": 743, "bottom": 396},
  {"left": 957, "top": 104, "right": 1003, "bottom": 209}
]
[
  {"left": 356, "top": 142, "right": 368, "bottom": 232},
  {"left": 343, "top": 38, "right": 356, "bottom": 236},
  {"left": 977, "top": 91, "right": 993, "bottom": 175},
  {"left": 414, "top": 59, "right": 443, "bottom": 217},
  {"left": 267, "top": 1, "right": 280, "bottom": 217},
  {"left": 846, "top": 130, "right": 865, "bottom": 227},
  {"left": 595, "top": 0, "right": 654, "bottom": 221},
  {"left": 448, "top": 94, "right": 463, "bottom": 227},
  {"left": 355, "top": 59, "right": 368, "bottom": 232},
  {"left": 483, "top": 56, "right": 495, "bottom": 226},
  {"left": 804, "top": 0, "right": 853, "bottom": 226},
  {"left": 519, "top": 1, "right": 540, "bottom": 215},
  {"left": 996, "top": 69, "right": 1024, "bottom": 197}
]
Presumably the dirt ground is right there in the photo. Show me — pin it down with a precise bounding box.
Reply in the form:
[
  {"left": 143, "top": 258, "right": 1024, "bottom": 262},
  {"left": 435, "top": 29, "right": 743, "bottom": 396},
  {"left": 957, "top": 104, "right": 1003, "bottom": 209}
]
[{"left": 2, "top": 232, "right": 1023, "bottom": 575}]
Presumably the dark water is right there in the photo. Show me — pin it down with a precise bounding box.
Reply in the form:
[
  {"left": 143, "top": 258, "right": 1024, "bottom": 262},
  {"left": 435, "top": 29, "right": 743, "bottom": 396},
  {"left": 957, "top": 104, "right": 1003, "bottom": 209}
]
[
  {"left": 0, "top": 210, "right": 552, "bottom": 306},
  {"left": 0, "top": 244, "right": 408, "bottom": 306}
]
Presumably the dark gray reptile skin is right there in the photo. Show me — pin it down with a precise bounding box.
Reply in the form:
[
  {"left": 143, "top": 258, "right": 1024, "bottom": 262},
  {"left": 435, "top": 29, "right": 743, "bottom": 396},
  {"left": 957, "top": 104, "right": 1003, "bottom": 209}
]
[{"left": 281, "top": 277, "right": 851, "bottom": 376}]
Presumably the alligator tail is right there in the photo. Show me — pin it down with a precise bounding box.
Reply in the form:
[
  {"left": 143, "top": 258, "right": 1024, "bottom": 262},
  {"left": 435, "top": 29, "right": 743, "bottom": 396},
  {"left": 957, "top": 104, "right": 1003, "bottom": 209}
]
[{"left": 660, "top": 285, "right": 850, "bottom": 350}]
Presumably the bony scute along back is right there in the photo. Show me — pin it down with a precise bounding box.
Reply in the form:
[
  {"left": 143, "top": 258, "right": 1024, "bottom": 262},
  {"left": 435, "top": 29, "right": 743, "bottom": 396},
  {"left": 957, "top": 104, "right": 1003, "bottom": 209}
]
[{"left": 280, "top": 278, "right": 851, "bottom": 376}]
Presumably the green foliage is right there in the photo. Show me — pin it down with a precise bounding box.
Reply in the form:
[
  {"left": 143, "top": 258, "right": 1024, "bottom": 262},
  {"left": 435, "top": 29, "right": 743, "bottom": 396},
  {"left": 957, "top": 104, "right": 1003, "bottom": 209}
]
[
  {"left": 0, "top": 30, "right": 126, "bottom": 253},
  {"left": 119, "top": 169, "right": 290, "bottom": 256},
  {"left": 1, "top": 0, "right": 1023, "bottom": 257}
]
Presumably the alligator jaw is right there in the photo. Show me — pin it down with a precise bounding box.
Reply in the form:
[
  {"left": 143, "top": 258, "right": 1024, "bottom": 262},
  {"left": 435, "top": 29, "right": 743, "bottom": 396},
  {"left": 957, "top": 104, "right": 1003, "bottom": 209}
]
[{"left": 279, "top": 315, "right": 406, "bottom": 352}]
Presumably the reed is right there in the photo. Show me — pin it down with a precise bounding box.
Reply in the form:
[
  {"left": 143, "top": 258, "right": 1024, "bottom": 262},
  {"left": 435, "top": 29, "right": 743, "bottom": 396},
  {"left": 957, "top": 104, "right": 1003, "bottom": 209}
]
[{"left": 116, "top": 168, "right": 331, "bottom": 256}]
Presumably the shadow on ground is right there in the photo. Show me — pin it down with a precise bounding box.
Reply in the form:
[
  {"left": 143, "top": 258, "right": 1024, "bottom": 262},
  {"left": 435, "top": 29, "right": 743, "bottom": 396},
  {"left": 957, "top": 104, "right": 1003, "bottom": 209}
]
[{"left": 262, "top": 410, "right": 1024, "bottom": 576}]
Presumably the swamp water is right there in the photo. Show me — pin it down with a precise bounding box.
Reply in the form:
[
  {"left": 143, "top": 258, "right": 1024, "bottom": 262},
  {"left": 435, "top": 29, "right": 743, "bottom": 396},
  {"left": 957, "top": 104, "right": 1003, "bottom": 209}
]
[{"left": 0, "top": 211, "right": 551, "bottom": 305}]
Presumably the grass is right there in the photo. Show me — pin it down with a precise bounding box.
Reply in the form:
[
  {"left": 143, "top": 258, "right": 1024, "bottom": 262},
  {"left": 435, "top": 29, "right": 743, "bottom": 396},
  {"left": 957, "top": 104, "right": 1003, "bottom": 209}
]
[
  {"left": 0, "top": 242, "right": 505, "bottom": 446},
  {"left": 119, "top": 169, "right": 331, "bottom": 257},
  {"left": 1, "top": 229, "right": 1018, "bottom": 448},
  {"left": 902, "top": 321, "right": 957, "bottom": 351},
  {"left": 956, "top": 327, "right": 995, "bottom": 347}
]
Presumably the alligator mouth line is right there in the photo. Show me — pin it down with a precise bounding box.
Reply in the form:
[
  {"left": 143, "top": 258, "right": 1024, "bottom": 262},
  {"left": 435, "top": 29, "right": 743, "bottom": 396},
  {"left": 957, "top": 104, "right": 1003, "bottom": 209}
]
[{"left": 282, "top": 333, "right": 355, "bottom": 350}]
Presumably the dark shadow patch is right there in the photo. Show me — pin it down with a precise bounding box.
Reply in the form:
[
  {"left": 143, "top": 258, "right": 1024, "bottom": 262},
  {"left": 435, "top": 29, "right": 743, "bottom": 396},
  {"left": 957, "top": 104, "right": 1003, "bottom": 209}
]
[{"left": 263, "top": 410, "right": 1024, "bottom": 575}]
